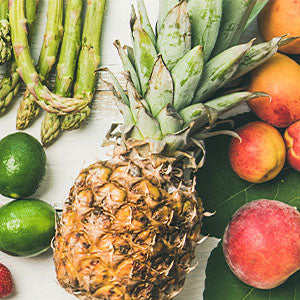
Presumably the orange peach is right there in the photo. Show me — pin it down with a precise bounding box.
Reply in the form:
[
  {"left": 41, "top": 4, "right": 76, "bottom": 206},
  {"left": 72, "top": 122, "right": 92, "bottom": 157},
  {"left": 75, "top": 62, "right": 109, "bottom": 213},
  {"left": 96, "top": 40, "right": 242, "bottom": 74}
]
[
  {"left": 248, "top": 53, "right": 300, "bottom": 128},
  {"left": 223, "top": 199, "right": 300, "bottom": 289},
  {"left": 229, "top": 121, "right": 286, "bottom": 183},
  {"left": 258, "top": 0, "right": 300, "bottom": 54},
  {"left": 284, "top": 120, "right": 300, "bottom": 171}
]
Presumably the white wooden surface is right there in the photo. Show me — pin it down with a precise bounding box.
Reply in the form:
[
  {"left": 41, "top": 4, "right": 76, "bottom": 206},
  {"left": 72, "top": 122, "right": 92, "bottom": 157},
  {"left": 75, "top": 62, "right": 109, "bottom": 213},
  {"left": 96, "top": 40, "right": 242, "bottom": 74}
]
[{"left": 0, "top": 1, "right": 250, "bottom": 299}]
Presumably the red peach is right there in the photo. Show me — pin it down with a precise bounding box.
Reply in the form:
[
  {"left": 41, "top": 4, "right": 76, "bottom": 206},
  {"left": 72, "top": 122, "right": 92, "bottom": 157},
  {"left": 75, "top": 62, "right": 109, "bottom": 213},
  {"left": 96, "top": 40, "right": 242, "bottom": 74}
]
[
  {"left": 284, "top": 120, "right": 300, "bottom": 171},
  {"left": 223, "top": 199, "right": 300, "bottom": 289},
  {"left": 229, "top": 121, "right": 286, "bottom": 183}
]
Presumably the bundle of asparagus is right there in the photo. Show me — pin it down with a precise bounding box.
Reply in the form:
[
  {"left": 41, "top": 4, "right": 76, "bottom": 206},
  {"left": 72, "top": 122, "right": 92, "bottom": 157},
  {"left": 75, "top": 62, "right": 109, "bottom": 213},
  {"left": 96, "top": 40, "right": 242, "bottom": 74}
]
[
  {"left": 16, "top": 0, "right": 64, "bottom": 130},
  {"left": 61, "top": 0, "right": 105, "bottom": 131},
  {"left": 0, "top": 0, "right": 38, "bottom": 115},
  {"left": 0, "top": 0, "right": 106, "bottom": 146},
  {"left": 41, "top": 0, "right": 84, "bottom": 146}
]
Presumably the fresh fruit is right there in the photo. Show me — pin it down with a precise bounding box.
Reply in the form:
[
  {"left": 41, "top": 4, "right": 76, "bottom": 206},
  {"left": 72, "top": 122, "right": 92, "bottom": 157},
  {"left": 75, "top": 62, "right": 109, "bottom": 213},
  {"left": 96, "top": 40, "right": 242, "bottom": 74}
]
[
  {"left": 0, "top": 0, "right": 37, "bottom": 115},
  {"left": 223, "top": 199, "right": 300, "bottom": 289},
  {"left": 229, "top": 121, "right": 286, "bottom": 183},
  {"left": 284, "top": 120, "right": 300, "bottom": 171},
  {"left": 16, "top": 0, "right": 64, "bottom": 130},
  {"left": 0, "top": 263, "right": 13, "bottom": 298},
  {"left": 0, "top": 132, "right": 46, "bottom": 199},
  {"left": 53, "top": 1, "right": 280, "bottom": 299},
  {"left": 248, "top": 52, "right": 300, "bottom": 128},
  {"left": 0, "top": 199, "right": 56, "bottom": 257},
  {"left": 258, "top": 0, "right": 300, "bottom": 54}
]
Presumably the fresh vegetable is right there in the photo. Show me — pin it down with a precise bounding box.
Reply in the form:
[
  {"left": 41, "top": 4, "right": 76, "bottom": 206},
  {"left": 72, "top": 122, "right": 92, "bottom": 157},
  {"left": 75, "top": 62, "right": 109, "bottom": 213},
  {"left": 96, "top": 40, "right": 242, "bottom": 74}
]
[
  {"left": 229, "top": 121, "right": 286, "bottom": 183},
  {"left": 223, "top": 199, "right": 300, "bottom": 289},
  {"left": 258, "top": 0, "right": 300, "bottom": 54},
  {"left": 0, "top": 132, "right": 46, "bottom": 199},
  {"left": 53, "top": 1, "right": 279, "bottom": 299},
  {"left": 0, "top": 0, "right": 38, "bottom": 115},
  {"left": 60, "top": 0, "right": 106, "bottom": 131},
  {"left": 0, "top": 0, "right": 12, "bottom": 64},
  {"left": 8, "top": 0, "right": 87, "bottom": 115},
  {"left": 0, "top": 263, "right": 13, "bottom": 298},
  {"left": 16, "top": 0, "right": 64, "bottom": 130},
  {"left": 284, "top": 120, "right": 300, "bottom": 172},
  {"left": 0, "top": 61, "right": 20, "bottom": 114},
  {"left": 0, "top": 199, "right": 56, "bottom": 257},
  {"left": 248, "top": 53, "right": 300, "bottom": 128},
  {"left": 41, "top": 0, "right": 84, "bottom": 146}
]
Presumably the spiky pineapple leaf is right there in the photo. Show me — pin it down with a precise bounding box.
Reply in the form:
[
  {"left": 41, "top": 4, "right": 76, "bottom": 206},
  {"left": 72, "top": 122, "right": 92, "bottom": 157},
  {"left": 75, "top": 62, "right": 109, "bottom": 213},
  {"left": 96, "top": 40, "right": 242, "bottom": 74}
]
[
  {"left": 204, "top": 242, "right": 300, "bottom": 300},
  {"left": 197, "top": 113, "right": 300, "bottom": 238},
  {"left": 244, "top": 0, "right": 269, "bottom": 29}
]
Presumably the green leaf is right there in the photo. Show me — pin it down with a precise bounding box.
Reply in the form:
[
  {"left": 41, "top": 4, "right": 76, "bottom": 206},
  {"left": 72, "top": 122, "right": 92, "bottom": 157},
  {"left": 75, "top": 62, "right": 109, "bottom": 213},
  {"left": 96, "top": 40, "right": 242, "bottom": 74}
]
[
  {"left": 157, "top": 0, "right": 191, "bottom": 70},
  {"left": 197, "top": 113, "right": 300, "bottom": 238},
  {"left": 244, "top": 0, "right": 269, "bottom": 30},
  {"left": 204, "top": 242, "right": 300, "bottom": 300}
]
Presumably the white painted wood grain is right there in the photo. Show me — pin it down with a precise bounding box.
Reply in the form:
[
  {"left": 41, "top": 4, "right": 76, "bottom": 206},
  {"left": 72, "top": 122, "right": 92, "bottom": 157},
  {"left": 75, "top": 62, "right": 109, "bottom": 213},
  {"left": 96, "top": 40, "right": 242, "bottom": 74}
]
[{"left": 0, "top": 1, "right": 259, "bottom": 299}]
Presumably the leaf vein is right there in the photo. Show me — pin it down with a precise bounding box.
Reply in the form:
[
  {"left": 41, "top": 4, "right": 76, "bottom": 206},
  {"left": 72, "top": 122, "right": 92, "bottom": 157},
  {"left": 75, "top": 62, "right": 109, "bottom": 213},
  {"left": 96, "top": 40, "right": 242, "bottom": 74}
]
[
  {"left": 223, "top": 283, "right": 251, "bottom": 290},
  {"left": 216, "top": 184, "right": 255, "bottom": 208},
  {"left": 241, "top": 288, "right": 254, "bottom": 300},
  {"left": 287, "top": 196, "right": 300, "bottom": 206},
  {"left": 273, "top": 181, "right": 280, "bottom": 200}
]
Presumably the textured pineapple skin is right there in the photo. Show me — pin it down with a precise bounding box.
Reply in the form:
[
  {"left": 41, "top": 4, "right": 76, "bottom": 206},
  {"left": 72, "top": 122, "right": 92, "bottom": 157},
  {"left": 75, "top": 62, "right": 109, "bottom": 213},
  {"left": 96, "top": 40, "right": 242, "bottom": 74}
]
[{"left": 54, "top": 155, "right": 203, "bottom": 300}]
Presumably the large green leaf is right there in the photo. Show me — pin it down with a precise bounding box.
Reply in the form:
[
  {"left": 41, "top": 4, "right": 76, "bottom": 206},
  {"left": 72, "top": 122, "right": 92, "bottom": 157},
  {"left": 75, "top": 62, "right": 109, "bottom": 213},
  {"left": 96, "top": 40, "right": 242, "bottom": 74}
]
[
  {"left": 204, "top": 242, "right": 300, "bottom": 300},
  {"left": 196, "top": 113, "right": 300, "bottom": 238}
]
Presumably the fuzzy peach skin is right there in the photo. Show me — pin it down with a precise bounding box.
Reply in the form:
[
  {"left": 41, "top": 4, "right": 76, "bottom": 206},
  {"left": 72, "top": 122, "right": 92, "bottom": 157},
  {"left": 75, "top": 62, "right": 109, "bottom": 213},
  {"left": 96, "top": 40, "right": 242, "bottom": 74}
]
[
  {"left": 258, "top": 0, "right": 300, "bottom": 54},
  {"left": 248, "top": 53, "right": 300, "bottom": 128},
  {"left": 229, "top": 121, "right": 286, "bottom": 183},
  {"left": 284, "top": 120, "right": 300, "bottom": 171},
  {"left": 223, "top": 199, "right": 300, "bottom": 289}
]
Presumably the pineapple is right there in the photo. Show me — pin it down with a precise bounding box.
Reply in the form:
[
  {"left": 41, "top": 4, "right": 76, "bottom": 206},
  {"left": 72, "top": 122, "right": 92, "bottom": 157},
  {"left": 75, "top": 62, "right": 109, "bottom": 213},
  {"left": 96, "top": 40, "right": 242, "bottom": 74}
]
[{"left": 53, "top": 0, "right": 283, "bottom": 299}]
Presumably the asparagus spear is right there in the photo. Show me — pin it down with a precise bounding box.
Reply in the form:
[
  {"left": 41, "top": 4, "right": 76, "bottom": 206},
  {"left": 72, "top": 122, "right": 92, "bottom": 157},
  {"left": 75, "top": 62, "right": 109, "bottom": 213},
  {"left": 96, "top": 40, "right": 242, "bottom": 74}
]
[
  {"left": 61, "top": 0, "right": 106, "bottom": 131},
  {"left": 0, "top": 0, "right": 12, "bottom": 64},
  {"left": 16, "top": 0, "right": 64, "bottom": 130},
  {"left": 0, "top": 0, "right": 38, "bottom": 115},
  {"left": 0, "top": 60, "right": 19, "bottom": 114},
  {"left": 9, "top": 0, "right": 88, "bottom": 115},
  {"left": 41, "top": 0, "right": 84, "bottom": 146}
]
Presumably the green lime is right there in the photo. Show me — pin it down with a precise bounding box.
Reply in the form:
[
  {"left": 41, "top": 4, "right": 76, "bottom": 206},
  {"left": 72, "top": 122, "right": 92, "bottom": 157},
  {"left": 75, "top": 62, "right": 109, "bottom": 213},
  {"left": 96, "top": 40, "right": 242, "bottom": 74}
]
[
  {"left": 0, "top": 199, "right": 56, "bottom": 257},
  {"left": 0, "top": 132, "right": 46, "bottom": 199}
]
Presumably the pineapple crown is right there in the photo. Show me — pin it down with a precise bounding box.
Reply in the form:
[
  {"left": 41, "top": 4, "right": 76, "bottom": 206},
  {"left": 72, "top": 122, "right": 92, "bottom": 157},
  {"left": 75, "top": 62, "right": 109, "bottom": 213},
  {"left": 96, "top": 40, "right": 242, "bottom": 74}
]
[{"left": 106, "top": 0, "right": 285, "bottom": 164}]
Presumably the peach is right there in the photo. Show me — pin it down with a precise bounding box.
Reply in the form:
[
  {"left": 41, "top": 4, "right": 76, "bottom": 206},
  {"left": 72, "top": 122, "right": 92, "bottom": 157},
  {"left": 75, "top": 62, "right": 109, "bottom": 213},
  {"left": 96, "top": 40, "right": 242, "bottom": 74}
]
[
  {"left": 258, "top": 0, "right": 300, "bottom": 54},
  {"left": 223, "top": 199, "right": 300, "bottom": 289},
  {"left": 229, "top": 121, "right": 286, "bottom": 183},
  {"left": 284, "top": 120, "right": 300, "bottom": 171},
  {"left": 248, "top": 53, "right": 300, "bottom": 128}
]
